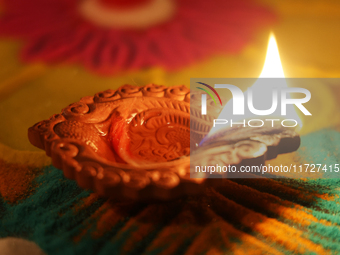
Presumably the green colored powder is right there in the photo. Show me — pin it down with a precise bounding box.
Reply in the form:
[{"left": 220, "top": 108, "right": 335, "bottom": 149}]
[{"left": 0, "top": 166, "right": 106, "bottom": 255}]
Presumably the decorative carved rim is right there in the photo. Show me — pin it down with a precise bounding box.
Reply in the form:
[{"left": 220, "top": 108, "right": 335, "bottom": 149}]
[
  {"left": 28, "top": 84, "right": 300, "bottom": 201},
  {"left": 28, "top": 84, "right": 219, "bottom": 200}
]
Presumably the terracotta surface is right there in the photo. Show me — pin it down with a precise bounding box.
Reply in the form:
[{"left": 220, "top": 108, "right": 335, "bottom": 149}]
[
  {"left": 28, "top": 84, "right": 300, "bottom": 200},
  {"left": 28, "top": 84, "right": 205, "bottom": 200}
]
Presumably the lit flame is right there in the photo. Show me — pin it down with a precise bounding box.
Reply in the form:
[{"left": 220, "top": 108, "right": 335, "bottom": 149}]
[
  {"left": 206, "top": 33, "right": 302, "bottom": 138},
  {"left": 259, "top": 32, "right": 285, "bottom": 78}
]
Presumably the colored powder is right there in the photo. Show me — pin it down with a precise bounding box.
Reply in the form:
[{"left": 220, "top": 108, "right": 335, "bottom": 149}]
[
  {"left": 0, "top": 165, "right": 93, "bottom": 254},
  {"left": 0, "top": 165, "right": 143, "bottom": 255},
  {"left": 307, "top": 224, "right": 340, "bottom": 252},
  {"left": 294, "top": 129, "right": 340, "bottom": 250},
  {"left": 0, "top": 159, "right": 42, "bottom": 203},
  {"left": 298, "top": 129, "right": 340, "bottom": 180},
  {"left": 1, "top": 128, "right": 340, "bottom": 254}
]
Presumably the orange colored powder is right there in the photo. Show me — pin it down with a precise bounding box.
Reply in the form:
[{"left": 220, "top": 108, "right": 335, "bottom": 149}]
[{"left": 0, "top": 159, "right": 42, "bottom": 203}]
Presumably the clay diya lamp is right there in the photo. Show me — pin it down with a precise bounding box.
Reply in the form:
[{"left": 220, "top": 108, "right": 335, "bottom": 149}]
[{"left": 28, "top": 84, "right": 300, "bottom": 200}]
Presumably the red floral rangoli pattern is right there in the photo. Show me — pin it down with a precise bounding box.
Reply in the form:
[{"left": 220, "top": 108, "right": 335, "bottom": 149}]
[{"left": 0, "top": 0, "right": 275, "bottom": 74}]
